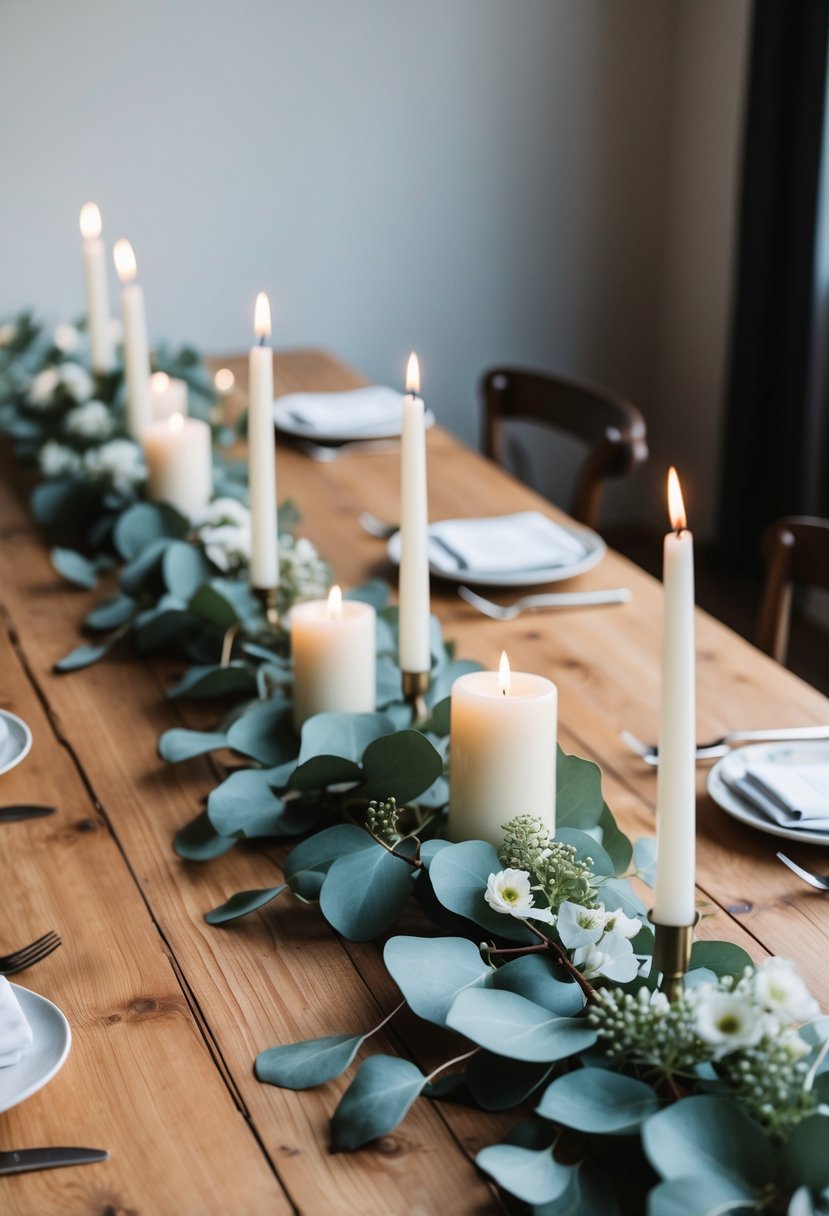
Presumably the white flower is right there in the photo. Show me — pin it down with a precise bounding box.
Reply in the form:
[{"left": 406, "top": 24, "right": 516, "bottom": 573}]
[
  {"left": 694, "top": 991, "right": 766, "bottom": 1058},
  {"left": 64, "top": 399, "right": 114, "bottom": 440},
  {"left": 193, "top": 497, "right": 251, "bottom": 529},
  {"left": 201, "top": 522, "right": 252, "bottom": 571},
  {"left": 279, "top": 533, "right": 331, "bottom": 602},
  {"left": 602, "top": 908, "right": 641, "bottom": 939},
  {"left": 779, "top": 1028, "right": 811, "bottom": 1062},
  {"left": 59, "top": 361, "right": 93, "bottom": 402},
  {"left": 83, "top": 439, "right": 146, "bottom": 496},
  {"left": 53, "top": 324, "right": 80, "bottom": 353},
  {"left": 28, "top": 367, "right": 60, "bottom": 407},
  {"left": 557, "top": 901, "right": 607, "bottom": 949},
  {"left": 39, "top": 441, "right": 82, "bottom": 478},
  {"left": 572, "top": 931, "right": 639, "bottom": 983},
  {"left": 753, "top": 958, "right": 820, "bottom": 1025},
  {"left": 0, "top": 322, "right": 17, "bottom": 347},
  {"left": 484, "top": 869, "right": 554, "bottom": 923}
]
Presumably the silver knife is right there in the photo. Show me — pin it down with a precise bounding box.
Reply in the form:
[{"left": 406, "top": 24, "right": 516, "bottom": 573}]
[
  {"left": 0, "top": 805, "right": 57, "bottom": 823},
  {"left": 0, "top": 1147, "right": 109, "bottom": 1175}
]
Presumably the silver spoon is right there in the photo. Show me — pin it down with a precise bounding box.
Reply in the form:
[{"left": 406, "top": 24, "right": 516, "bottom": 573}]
[{"left": 620, "top": 724, "right": 829, "bottom": 766}]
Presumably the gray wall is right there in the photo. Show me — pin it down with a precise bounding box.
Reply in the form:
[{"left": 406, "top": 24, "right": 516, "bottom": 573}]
[{"left": 0, "top": 0, "right": 750, "bottom": 536}]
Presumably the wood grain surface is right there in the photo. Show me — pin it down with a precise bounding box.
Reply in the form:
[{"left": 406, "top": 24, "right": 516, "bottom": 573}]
[{"left": 0, "top": 348, "right": 827, "bottom": 1215}]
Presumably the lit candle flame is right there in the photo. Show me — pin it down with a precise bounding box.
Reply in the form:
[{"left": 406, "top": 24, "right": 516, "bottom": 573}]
[
  {"left": 254, "top": 292, "right": 271, "bottom": 341},
  {"left": 169, "top": 412, "right": 184, "bottom": 434},
  {"left": 214, "top": 367, "right": 235, "bottom": 394},
  {"left": 498, "top": 650, "right": 511, "bottom": 697},
  {"left": 113, "top": 238, "right": 137, "bottom": 284},
  {"left": 405, "top": 352, "right": 420, "bottom": 396},
  {"left": 79, "top": 202, "right": 102, "bottom": 240},
  {"left": 667, "top": 466, "right": 687, "bottom": 532},
  {"left": 327, "top": 584, "right": 343, "bottom": 619},
  {"left": 151, "top": 371, "right": 170, "bottom": 393}
]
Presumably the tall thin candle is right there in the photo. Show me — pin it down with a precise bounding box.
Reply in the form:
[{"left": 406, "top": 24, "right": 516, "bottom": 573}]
[
  {"left": 653, "top": 468, "right": 697, "bottom": 926},
  {"left": 79, "top": 203, "right": 114, "bottom": 374},
  {"left": 113, "top": 238, "right": 152, "bottom": 439},
  {"left": 248, "top": 292, "right": 279, "bottom": 590},
  {"left": 398, "top": 352, "right": 431, "bottom": 674}
]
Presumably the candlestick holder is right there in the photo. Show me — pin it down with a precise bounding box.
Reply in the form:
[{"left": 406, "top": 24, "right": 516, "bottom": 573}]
[
  {"left": 253, "top": 586, "right": 280, "bottom": 630},
  {"left": 647, "top": 911, "right": 700, "bottom": 1002},
  {"left": 401, "top": 670, "right": 430, "bottom": 724}
]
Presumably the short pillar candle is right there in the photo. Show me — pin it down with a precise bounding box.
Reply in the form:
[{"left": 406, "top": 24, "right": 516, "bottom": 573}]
[
  {"left": 143, "top": 412, "right": 213, "bottom": 518},
  {"left": 291, "top": 586, "right": 376, "bottom": 730}
]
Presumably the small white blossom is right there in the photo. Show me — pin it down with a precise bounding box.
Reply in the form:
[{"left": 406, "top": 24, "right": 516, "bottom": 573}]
[
  {"left": 59, "top": 361, "right": 93, "bottom": 402},
  {"left": 201, "top": 522, "right": 252, "bottom": 571},
  {"left": 29, "top": 367, "right": 60, "bottom": 406},
  {"left": 572, "top": 931, "right": 639, "bottom": 983},
  {"left": 753, "top": 958, "right": 820, "bottom": 1025},
  {"left": 64, "top": 399, "right": 114, "bottom": 440},
  {"left": 602, "top": 908, "right": 641, "bottom": 939},
  {"left": 193, "top": 497, "right": 251, "bottom": 529},
  {"left": 53, "top": 324, "right": 80, "bottom": 354},
  {"left": 39, "top": 441, "right": 82, "bottom": 478},
  {"left": 694, "top": 990, "right": 766, "bottom": 1058},
  {"left": 557, "top": 901, "right": 606, "bottom": 949},
  {"left": 279, "top": 532, "right": 331, "bottom": 603},
  {"left": 484, "top": 869, "right": 554, "bottom": 923},
  {"left": 83, "top": 439, "right": 146, "bottom": 495},
  {"left": 0, "top": 322, "right": 17, "bottom": 347}
]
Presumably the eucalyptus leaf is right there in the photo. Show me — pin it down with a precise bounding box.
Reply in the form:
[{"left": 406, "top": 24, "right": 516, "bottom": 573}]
[
  {"left": 54, "top": 640, "right": 113, "bottom": 672},
  {"left": 595, "top": 801, "right": 633, "bottom": 874},
  {"left": 284, "top": 824, "right": 375, "bottom": 884},
  {"left": 207, "top": 769, "right": 291, "bottom": 838},
  {"left": 226, "top": 698, "right": 297, "bottom": 766},
  {"left": 781, "top": 1115, "right": 829, "bottom": 1195},
  {"left": 688, "top": 940, "right": 754, "bottom": 980},
  {"left": 51, "top": 546, "right": 97, "bottom": 589},
  {"left": 205, "top": 884, "right": 287, "bottom": 925},
  {"left": 537, "top": 1068, "right": 659, "bottom": 1134},
  {"left": 425, "top": 658, "right": 483, "bottom": 708},
  {"left": 642, "top": 1095, "right": 773, "bottom": 1190},
  {"left": 634, "top": 836, "right": 657, "bottom": 887},
  {"left": 85, "top": 593, "right": 136, "bottom": 631},
  {"left": 446, "top": 988, "right": 596, "bottom": 1062},
  {"left": 383, "top": 936, "right": 493, "bottom": 1027},
  {"left": 167, "top": 662, "right": 257, "bottom": 700},
  {"left": 536, "top": 1160, "right": 623, "bottom": 1216},
  {"left": 598, "top": 876, "right": 647, "bottom": 919},
  {"left": 133, "top": 601, "right": 189, "bottom": 651},
  {"left": 256, "top": 1031, "right": 367, "bottom": 1090},
  {"left": 118, "top": 536, "right": 170, "bottom": 595},
  {"left": 355, "top": 730, "right": 444, "bottom": 803},
  {"left": 555, "top": 826, "right": 613, "bottom": 876},
  {"left": 320, "top": 844, "right": 414, "bottom": 941},
  {"left": 492, "top": 954, "right": 585, "bottom": 1017},
  {"left": 297, "top": 711, "right": 394, "bottom": 765},
  {"left": 158, "top": 728, "right": 229, "bottom": 762},
  {"left": 556, "top": 749, "right": 604, "bottom": 830},
  {"left": 162, "top": 540, "right": 212, "bottom": 599},
  {"left": 345, "top": 578, "right": 390, "bottom": 609},
  {"left": 330, "top": 1055, "right": 425, "bottom": 1152},
  {"left": 465, "top": 1051, "right": 554, "bottom": 1110},
  {"left": 647, "top": 1174, "right": 755, "bottom": 1216},
  {"left": 173, "top": 810, "right": 239, "bottom": 861},
  {"left": 428, "top": 840, "right": 532, "bottom": 942},
  {"left": 114, "top": 502, "right": 176, "bottom": 559},
  {"left": 477, "top": 1142, "right": 573, "bottom": 1205},
  {"left": 289, "top": 754, "right": 364, "bottom": 792},
  {"left": 187, "top": 582, "right": 240, "bottom": 629}
]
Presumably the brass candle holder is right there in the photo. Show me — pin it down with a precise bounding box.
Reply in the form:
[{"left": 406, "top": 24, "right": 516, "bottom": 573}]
[
  {"left": 401, "top": 670, "right": 430, "bottom": 724},
  {"left": 647, "top": 911, "right": 700, "bottom": 1002},
  {"left": 253, "top": 586, "right": 280, "bottom": 630}
]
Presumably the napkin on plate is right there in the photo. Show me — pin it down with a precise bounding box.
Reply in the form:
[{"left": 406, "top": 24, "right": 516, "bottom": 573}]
[
  {"left": 276, "top": 386, "right": 405, "bottom": 435},
  {"left": 427, "top": 511, "right": 588, "bottom": 575},
  {"left": 724, "top": 759, "right": 829, "bottom": 832},
  {"left": 0, "top": 976, "right": 32, "bottom": 1068}
]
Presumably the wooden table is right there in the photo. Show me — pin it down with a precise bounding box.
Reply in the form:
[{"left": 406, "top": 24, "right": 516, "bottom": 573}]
[{"left": 1, "top": 349, "right": 827, "bottom": 1215}]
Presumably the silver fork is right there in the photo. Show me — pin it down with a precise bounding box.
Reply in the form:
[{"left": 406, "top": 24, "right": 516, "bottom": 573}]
[
  {"left": 298, "top": 438, "right": 400, "bottom": 463},
  {"left": 358, "top": 511, "right": 398, "bottom": 539},
  {"left": 620, "top": 724, "right": 829, "bottom": 766},
  {"left": 458, "top": 584, "right": 632, "bottom": 621},
  {"left": 0, "top": 931, "right": 61, "bottom": 976},
  {"left": 777, "top": 852, "right": 829, "bottom": 891}
]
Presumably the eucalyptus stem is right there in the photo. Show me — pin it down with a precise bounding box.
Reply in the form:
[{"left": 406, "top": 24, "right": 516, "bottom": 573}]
[
  {"left": 523, "top": 921, "right": 599, "bottom": 1002},
  {"left": 366, "top": 1000, "right": 406, "bottom": 1039},
  {"left": 425, "top": 1048, "right": 479, "bottom": 1084}
]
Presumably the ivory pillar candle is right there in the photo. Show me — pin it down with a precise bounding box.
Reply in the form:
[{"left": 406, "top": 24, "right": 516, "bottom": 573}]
[
  {"left": 113, "top": 239, "right": 152, "bottom": 439},
  {"left": 398, "top": 352, "right": 431, "bottom": 674},
  {"left": 653, "top": 468, "right": 697, "bottom": 926},
  {"left": 248, "top": 292, "right": 279, "bottom": 590},
  {"left": 79, "top": 203, "right": 114, "bottom": 374},
  {"left": 291, "top": 586, "right": 376, "bottom": 729},
  {"left": 150, "top": 371, "right": 188, "bottom": 420},
  {"left": 449, "top": 652, "right": 558, "bottom": 847},
  {"left": 143, "top": 412, "right": 213, "bottom": 518}
]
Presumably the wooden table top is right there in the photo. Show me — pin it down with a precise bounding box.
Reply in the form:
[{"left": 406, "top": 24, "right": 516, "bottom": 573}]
[{"left": 1, "top": 348, "right": 828, "bottom": 1215}]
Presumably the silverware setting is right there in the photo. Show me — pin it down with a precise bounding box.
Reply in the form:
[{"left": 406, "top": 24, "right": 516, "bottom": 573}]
[
  {"left": 0, "top": 805, "right": 56, "bottom": 823},
  {"left": 458, "top": 584, "right": 632, "bottom": 620},
  {"left": 777, "top": 852, "right": 829, "bottom": 891},
  {"left": 298, "top": 438, "right": 400, "bottom": 462},
  {"left": 620, "top": 724, "right": 829, "bottom": 766},
  {"left": 0, "top": 931, "right": 61, "bottom": 976},
  {"left": 0, "top": 1147, "right": 109, "bottom": 1176},
  {"left": 358, "top": 510, "right": 398, "bottom": 539}
]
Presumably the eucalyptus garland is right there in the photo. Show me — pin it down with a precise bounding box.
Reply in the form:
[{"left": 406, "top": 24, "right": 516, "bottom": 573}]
[{"left": 2, "top": 310, "right": 828, "bottom": 1216}]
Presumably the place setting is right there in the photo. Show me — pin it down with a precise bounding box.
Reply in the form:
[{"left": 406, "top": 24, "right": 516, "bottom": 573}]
[{"left": 273, "top": 383, "right": 435, "bottom": 460}]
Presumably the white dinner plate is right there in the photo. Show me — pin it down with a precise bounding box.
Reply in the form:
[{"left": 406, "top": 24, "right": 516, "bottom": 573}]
[
  {"left": 273, "top": 399, "right": 436, "bottom": 442},
  {"left": 0, "top": 985, "right": 71, "bottom": 1113},
  {"left": 0, "top": 710, "right": 33, "bottom": 777},
  {"left": 386, "top": 521, "right": 606, "bottom": 586},
  {"left": 708, "top": 741, "right": 829, "bottom": 846}
]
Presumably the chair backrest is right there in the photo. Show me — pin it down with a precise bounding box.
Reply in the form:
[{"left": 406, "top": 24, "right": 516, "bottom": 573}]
[
  {"left": 480, "top": 366, "right": 648, "bottom": 531},
  {"left": 756, "top": 516, "right": 829, "bottom": 664}
]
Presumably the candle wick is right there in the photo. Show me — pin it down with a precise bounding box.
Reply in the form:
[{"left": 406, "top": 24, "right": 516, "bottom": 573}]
[{"left": 259, "top": 334, "right": 265, "bottom": 347}]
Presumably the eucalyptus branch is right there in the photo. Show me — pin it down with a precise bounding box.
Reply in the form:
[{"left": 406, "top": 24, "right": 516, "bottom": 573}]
[
  {"left": 425, "top": 1048, "right": 480, "bottom": 1084},
  {"left": 522, "top": 921, "right": 600, "bottom": 1002}
]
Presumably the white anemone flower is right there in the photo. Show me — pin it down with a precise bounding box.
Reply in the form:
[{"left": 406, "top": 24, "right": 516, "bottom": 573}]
[
  {"left": 602, "top": 907, "right": 641, "bottom": 939},
  {"left": 193, "top": 497, "right": 251, "bottom": 530},
  {"left": 59, "top": 361, "right": 93, "bottom": 402},
  {"left": 83, "top": 439, "right": 146, "bottom": 496},
  {"left": 484, "top": 869, "right": 554, "bottom": 923},
  {"left": 557, "top": 900, "right": 607, "bottom": 949},
  {"left": 201, "top": 522, "right": 252, "bottom": 571},
  {"left": 28, "top": 366, "right": 60, "bottom": 407},
  {"left": 64, "top": 400, "right": 114, "bottom": 440},
  {"left": 753, "top": 958, "right": 819, "bottom": 1024},
  {"left": 39, "top": 441, "right": 82, "bottom": 478},
  {"left": 53, "top": 324, "right": 80, "bottom": 354},
  {"left": 572, "top": 931, "right": 639, "bottom": 982},
  {"left": 694, "top": 991, "right": 766, "bottom": 1058}
]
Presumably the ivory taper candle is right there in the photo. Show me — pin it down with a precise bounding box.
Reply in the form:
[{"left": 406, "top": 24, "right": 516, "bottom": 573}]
[
  {"left": 143, "top": 412, "right": 213, "bottom": 518},
  {"left": 79, "top": 203, "right": 114, "bottom": 374},
  {"left": 113, "top": 238, "right": 152, "bottom": 439},
  {"left": 449, "top": 651, "right": 557, "bottom": 847},
  {"left": 291, "top": 585, "right": 376, "bottom": 728},
  {"left": 653, "top": 468, "right": 697, "bottom": 926},
  {"left": 248, "top": 292, "right": 279, "bottom": 590},
  {"left": 398, "top": 352, "right": 431, "bottom": 674}
]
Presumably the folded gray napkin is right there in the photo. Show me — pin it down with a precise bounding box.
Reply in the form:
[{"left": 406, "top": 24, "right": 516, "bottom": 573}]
[
  {"left": 276, "top": 386, "right": 405, "bottom": 434},
  {"left": 0, "top": 977, "right": 32, "bottom": 1068},
  {"left": 723, "top": 759, "right": 829, "bottom": 832},
  {"left": 427, "top": 511, "right": 587, "bottom": 575}
]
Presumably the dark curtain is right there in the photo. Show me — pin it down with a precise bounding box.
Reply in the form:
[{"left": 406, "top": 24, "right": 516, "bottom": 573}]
[{"left": 718, "top": 0, "right": 829, "bottom": 569}]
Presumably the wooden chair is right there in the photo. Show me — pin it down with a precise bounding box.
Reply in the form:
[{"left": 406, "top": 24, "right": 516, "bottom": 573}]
[
  {"left": 481, "top": 367, "right": 648, "bottom": 531},
  {"left": 756, "top": 516, "right": 829, "bottom": 664}
]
